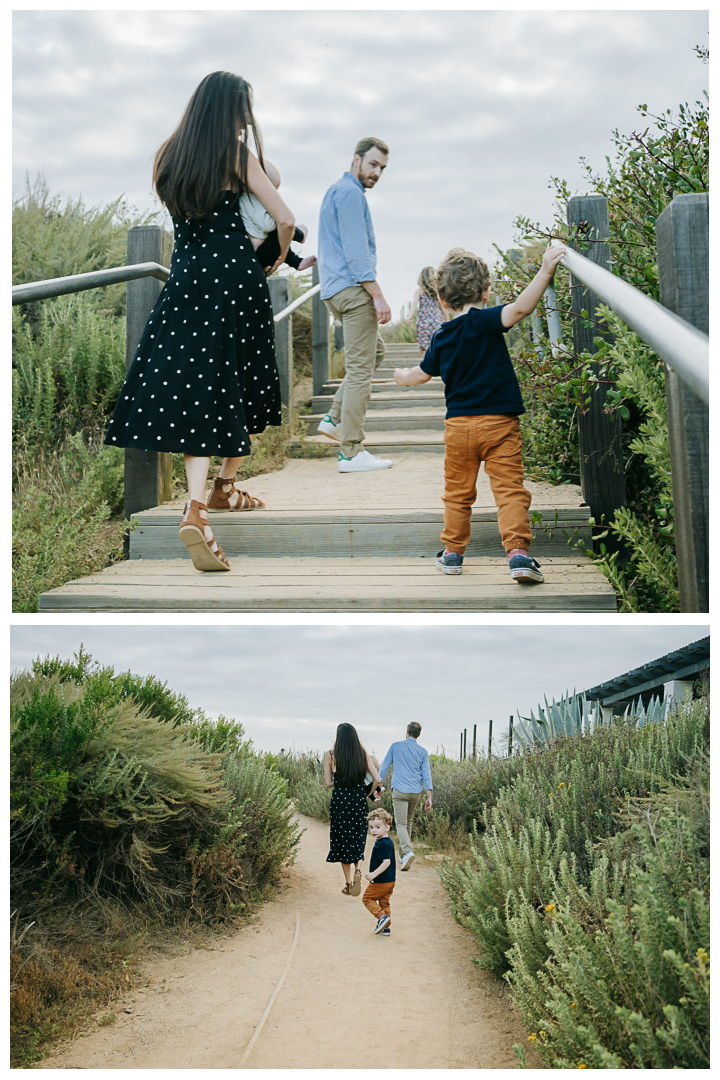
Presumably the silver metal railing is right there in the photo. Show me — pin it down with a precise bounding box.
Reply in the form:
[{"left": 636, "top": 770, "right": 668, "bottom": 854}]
[
  {"left": 272, "top": 281, "right": 320, "bottom": 323},
  {"left": 551, "top": 241, "right": 709, "bottom": 404},
  {"left": 11, "top": 262, "right": 170, "bottom": 305}
]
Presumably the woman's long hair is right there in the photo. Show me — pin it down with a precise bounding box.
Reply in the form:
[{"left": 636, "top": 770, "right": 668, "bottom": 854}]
[
  {"left": 418, "top": 266, "right": 438, "bottom": 299},
  {"left": 153, "top": 71, "right": 264, "bottom": 220},
  {"left": 332, "top": 724, "right": 368, "bottom": 788}
]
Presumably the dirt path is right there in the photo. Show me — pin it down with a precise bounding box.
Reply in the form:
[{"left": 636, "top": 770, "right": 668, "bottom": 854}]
[{"left": 43, "top": 814, "right": 532, "bottom": 1069}]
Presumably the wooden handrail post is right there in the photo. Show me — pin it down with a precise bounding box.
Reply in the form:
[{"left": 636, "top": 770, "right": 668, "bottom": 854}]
[
  {"left": 656, "top": 193, "right": 709, "bottom": 612},
  {"left": 311, "top": 263, "right": 329, "bottom": 396},
  {"left": 124, "top": 225, "right": 173, "bottom": 523},
  {"left": 567, "top": 196, "right": 627, "bottom": 544},
  {"left": 268, "top": 277, "right": 293, "bottom": 431}
]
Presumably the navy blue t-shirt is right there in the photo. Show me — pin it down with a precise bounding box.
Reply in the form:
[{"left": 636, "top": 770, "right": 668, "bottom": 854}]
[
  {"left": 369, "top": 835, "right": 396, "bottom": 883},
  {"left": 419, "top": 305, "right": 525, "bottom": 418}
]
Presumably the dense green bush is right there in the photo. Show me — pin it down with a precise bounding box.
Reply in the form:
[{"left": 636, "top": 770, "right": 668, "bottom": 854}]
[{"left": 437, "top": 696, "right": 709, "bottom": 1069}]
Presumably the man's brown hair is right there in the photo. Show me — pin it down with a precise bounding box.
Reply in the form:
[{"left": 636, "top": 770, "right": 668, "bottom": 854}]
[
  {"left": 435, "top": 248, "right": 491, "bottom": 311},
  {"left": 407, "top": 722, "right": 422, "bottom": 738},
  {"left": 367, "top": 807, "right": 393, "bottom": 827},
  {"left": 354, "top": 137, "right": 389, "bottom": 159}
]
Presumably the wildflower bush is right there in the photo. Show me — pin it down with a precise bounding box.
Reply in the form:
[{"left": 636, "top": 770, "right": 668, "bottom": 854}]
[
  {"left": 438, "top": 695, "right": 709, "bottom": 1069},
  {"left": 492, "top": 56, "right": 708, "bottom": 611},
  {"left": 10, "top": 649, "right": 301, "bottom": 1064}
]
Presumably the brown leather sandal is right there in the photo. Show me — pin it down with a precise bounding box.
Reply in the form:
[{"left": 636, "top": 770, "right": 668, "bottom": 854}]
[
  {"left": 207, "top": 477, "right": 266, "bottom": 512},
  {"left": 351, "top": 869, "right": 362, "bottom": 896},
  {"left": 179, "top": 500, "right": 231, "bottom": 571},
  {"left": 341, "top": 882, "right": 353, "bottom": 895}
]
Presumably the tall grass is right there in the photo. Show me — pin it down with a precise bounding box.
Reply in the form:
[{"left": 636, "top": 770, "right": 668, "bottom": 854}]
[{"left": 10, "top": 650, "right": 301, "bottom": 1065}]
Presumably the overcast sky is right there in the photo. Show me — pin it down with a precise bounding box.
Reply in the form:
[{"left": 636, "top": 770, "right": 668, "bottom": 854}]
[
  {"left": 10, "top": 625, "right": 708, "bottom": 757},
  {"left": 13, "top": 8, "right": 708, "bottom": 315}
]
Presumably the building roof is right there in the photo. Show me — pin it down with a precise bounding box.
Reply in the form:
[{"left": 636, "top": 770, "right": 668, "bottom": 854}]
[{"left": 584, "top": 636, "right": 710, "bottom": 706}]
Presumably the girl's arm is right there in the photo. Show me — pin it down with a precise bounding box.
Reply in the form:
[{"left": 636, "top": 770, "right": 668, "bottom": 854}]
[
  {"left": 243, "top": 150, "right": 295, "bottom": 274},
  {"left": 407, "top": 289, "right": 420, "bottom": 322},
  {"left": 323, "top": 751, "right": 334, "bottom": 788}
]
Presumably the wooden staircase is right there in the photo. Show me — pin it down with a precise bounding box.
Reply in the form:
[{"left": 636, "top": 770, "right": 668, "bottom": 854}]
[{"left": 38, "top": 342, "right": 617, "bottom": 612}]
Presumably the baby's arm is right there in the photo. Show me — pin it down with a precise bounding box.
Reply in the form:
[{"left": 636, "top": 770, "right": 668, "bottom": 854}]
[
  {"left": 366, "top": 859, "right": 391, "bottom": 882},
  {"left": 394, "top": 365, "right": 432, "bottom": 387},
  {"left": 501, "top": 245, "right": 566, "bottom": 328}
]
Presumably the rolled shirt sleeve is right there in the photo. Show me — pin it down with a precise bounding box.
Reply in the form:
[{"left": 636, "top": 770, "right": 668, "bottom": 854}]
[
  {"left": 335, "top": 186, "right": 376, "bottom": 283},
  {"left": 421, "top": 748, "right": 433, "bottom": 790},
  {"left": 379, "top": 746, "right": 393, "bottom": 782}
]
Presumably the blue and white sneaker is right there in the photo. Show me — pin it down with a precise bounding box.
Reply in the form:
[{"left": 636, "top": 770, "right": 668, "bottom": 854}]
[
  {"left": 509, "top": 554, "right": 544, "bottom": 584},
  {"left": 317, "top": 414, "right": 341, "bottom": 440},
  {"left": 436, "top": 550, "right": 463, "bottom": 575}
]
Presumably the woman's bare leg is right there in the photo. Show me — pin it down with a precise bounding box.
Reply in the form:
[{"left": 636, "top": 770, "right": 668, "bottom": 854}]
[
  {"left": 341, "top": 862, "right": 354, "bottom": 885},
  {"left": 184, "top": 455, "right": 211, "bottom": 504}
]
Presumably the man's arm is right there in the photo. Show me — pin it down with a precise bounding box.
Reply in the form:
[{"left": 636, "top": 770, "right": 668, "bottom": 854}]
[
  {"left": 422, "top": 749, "right": 433, "bottom": 810},
  {"left": 501, "top": 245, "right": 566, "bottom": 328},
  {"left": 334, "top": 187, "right": 390, "bottom": 324},
  {"left": 394, "top": 365, "right": 432, "bottom": 387},
  {"left": 361, "top": 279, "right": 391, "bottom": 324},
  {"left": 378, "top": 746, "right": 393, "bottom": 782}
]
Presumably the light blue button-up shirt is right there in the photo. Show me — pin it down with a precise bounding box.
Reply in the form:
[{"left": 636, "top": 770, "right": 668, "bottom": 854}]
[
  {"left": 318, "top": 171, "right": 377, "bottom": 300},
  {"left": 379, "top": 738, "right": 433, "bottom": 793}
]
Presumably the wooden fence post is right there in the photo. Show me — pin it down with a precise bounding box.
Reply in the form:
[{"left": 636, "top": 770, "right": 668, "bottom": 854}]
[
  {"left": 656, "top": 193, "right": 709, "bottom": 612},
  {"left": 124, "top": 225, "right": 173, "bottom": 522},
  {"left": 268, "top": 277, "right": 293, "bottom": 431},
  {"left": 508, "top": 715, "right": 513, "bottom": 758},
  {"left": 472, "top": 724, "right": 477, "bottom": 760},
  {"left": 567, "top": 196, "right": 627, "bottom": 537},
  {"left": 487, "top": 719, "right": 493, "bottom": 759},
  {"left": 311, "top": 263, "right": 329, "bottom": 395}
]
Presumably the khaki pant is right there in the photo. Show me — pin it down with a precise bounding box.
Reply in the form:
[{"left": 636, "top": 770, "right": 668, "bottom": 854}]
[
  {"left": 441, "top": 415, "right": 533, "bottom": 554},
  {"left": 324, "top": 285, "right": 386, "bottom": 459},
  {"left": 362, "top": 880, "right": 394, "bottom": 921},
  {"left": 392, "top": 789, "right": 422, "bottom": 858}
]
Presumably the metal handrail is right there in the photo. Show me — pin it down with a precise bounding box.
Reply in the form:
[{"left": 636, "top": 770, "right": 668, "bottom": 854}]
[
  {"left": 553, "top": 241, "right": 709, "bottom": 404},
  {"left": 272, "top": 281, "right": 320, "bottom": 323},
  {"left": 11, "top": 262, "right": 170, "bottom": 306}
]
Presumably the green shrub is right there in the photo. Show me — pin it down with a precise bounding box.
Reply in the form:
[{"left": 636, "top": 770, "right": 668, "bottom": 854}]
[{"left": 436, "top": 697, "right": 709, "bottom": 1070}]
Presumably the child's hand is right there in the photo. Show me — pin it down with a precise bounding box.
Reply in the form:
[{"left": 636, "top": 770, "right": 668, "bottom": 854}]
[
  {"left": 365, "top": 873, "right": 374, "bottom": 882},
  {"left": 542, "top": 244, "right": 566, "bottom": 278},
  {"left": 394, "top": 367, "right": 410, "bottom": 385}
]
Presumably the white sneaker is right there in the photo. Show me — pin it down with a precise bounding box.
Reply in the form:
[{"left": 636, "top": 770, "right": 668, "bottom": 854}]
[
  {"left": 400, "top": 852, "right": 415, "bottom": 871},
  {"left": 338, "top": 450, "right": 393, "bottom": 473},
  {"left": 317, "top": 415, "right": 341, "bottom": 441}
]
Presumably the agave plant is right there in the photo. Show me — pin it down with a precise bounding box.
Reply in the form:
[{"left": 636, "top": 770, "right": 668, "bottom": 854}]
[{"left": 515, "top": 690, "right": 670, "bottom": 748}]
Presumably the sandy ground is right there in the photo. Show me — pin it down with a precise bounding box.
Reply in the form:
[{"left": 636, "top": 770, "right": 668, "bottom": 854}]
[
  {"left": 42, "top": 814, "right": 539, "bottom": 1070},
  {"left": 162, "top": 454, "right": 585, "bottom": 513}
]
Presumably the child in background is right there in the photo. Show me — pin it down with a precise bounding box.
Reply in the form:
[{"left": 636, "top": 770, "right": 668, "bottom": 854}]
[
  {"left": 363, "top": 808, "right": 396, "bottom": 935},
  {"left": 407, "top": 266, "right": 445, "bottom": 355},
  {"left": 394, "top": 244, "right": 566, "bottom": 583},
  {"left": 239, "top": 161, "right": 317, "bottom": 273}
]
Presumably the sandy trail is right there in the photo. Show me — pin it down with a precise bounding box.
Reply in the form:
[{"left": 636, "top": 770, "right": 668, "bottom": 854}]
[{"left": 43, "top": 814, "right": 532, "bottom": 1069}]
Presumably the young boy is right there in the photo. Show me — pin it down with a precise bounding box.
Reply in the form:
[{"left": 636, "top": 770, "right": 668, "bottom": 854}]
[
  {"left": 239, "top": 160, "right": 317, "bottom": 273},
  {"left": 394, "top": 244, "right": 566, "bottom": 583},
  {"left": 363, "top": 808, "right": 396, "bottom": 935}
]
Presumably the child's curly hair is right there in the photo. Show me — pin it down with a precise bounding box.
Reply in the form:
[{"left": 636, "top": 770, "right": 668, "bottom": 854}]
[
  {"left": 367, "top": 807, "right": 393, "bottom": 827},
  {"left": 435, "top": 248, "right": 491, "bottom": 311},
  {"left": 417, "top": 265, "right": 438, "bottom": 299}
]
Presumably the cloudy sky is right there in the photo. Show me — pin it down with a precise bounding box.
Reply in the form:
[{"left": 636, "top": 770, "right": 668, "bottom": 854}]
[
  {"left": 10, "top": 624, "right": 708, "bottom": 757},
  {"left": 13, "top": 8, "right": 708, "bottom": 315}
]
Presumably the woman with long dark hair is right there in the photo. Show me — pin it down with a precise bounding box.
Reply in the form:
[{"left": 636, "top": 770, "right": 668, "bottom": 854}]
[
  {"left": 105, "top": 72, "right": 295, "bottom": 571},
  {"left": 324, "top": 724, "right": 382, "bottom": 895}
]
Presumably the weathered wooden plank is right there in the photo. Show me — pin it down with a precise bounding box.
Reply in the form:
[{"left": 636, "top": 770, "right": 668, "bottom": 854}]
[{"left": 133, "top": 506, "right": 590, "bottom": 525}]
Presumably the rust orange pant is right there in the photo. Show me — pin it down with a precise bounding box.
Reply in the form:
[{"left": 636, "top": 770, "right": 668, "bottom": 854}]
[
  {"left": 441, "top": 415, "right": 533, "bottom": 555},
  {"left": 363, "top": 881, "right": 394, "bottom": 921}
]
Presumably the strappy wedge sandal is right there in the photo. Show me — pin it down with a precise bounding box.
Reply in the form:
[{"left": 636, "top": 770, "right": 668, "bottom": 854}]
[
  {"left": 351, "top": 869, "right": 362, "bottom": 896},
  {"left": 179, "top": 500, "right": 231, "bottom": 571},
  {"left": 341, "top": 882, "right": 353, "bottom": 895},
  {"left": 207, "top": 477, "right": 266, "bottom": 513}
]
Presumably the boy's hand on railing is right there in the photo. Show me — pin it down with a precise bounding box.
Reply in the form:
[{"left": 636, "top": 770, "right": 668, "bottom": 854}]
[{"left": 542, "top": 244, "right": 567, "bottom": 278}]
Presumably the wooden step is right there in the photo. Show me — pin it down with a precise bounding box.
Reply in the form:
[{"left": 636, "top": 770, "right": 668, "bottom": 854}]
[
  {"left": 312, "top": 390, "right": 446, "bottom": 413},
  {"left": 318, "top": 378, "right": 444, "bottom": 395},
  {"left": 304, "top": 408, "right": 446, "bottom": 434},
  {"left": 126, "top": 504, "right": 592, "bottom": 560},
  {"left": 300, "top": 430, "right": 446, "bottom": 453},
  {"left": 37, "top": 556, "right": 617, "bottom": 613}
]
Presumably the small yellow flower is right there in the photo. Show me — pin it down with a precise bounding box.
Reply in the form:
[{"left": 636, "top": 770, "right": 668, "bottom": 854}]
[
  {"left": 558, "top": 782, "right": 566, "bottom": 789},
  {"left": 571, "top": 1002, "right": 576, "bottom": 1007},
  {"left": 545, "top": 903, "right": 556, "bottom": 914},
  {"left": 696, "top": 948, "right": 709, "bottom": 965},
  {"left": 578, "top": 1063, "right": 587, "bottom": 1069},
  {"left": 527, "top": 1034, "right": 537, "bottom": 1042}
]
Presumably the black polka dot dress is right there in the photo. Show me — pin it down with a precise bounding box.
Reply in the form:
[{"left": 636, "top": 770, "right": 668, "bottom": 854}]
[
  {"left": 326, "top": 775, "right": 368, "bottom": 865},
  {"left": 104, "top": 192, "right": 282, "bottom": 457}
]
